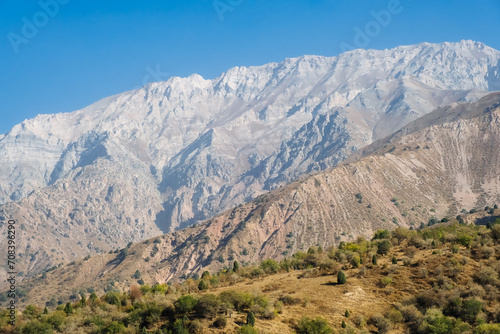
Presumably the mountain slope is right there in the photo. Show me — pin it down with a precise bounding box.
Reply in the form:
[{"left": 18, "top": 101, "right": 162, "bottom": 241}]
[
  {"left": 1, "top": 41, "right": 499, "bottom": 277},
  {"left": 13, "top": 92, "right": 500, "bottom": 303}
]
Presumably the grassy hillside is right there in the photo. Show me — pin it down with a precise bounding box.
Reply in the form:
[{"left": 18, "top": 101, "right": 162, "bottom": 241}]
[{"left": 2, "top": 213, "right": 500, "bottom": 333}]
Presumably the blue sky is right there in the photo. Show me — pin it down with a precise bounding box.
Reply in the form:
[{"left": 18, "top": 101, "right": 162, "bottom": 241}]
[{"left": 0, "top": 0, "right": 499, "bottom": 135}]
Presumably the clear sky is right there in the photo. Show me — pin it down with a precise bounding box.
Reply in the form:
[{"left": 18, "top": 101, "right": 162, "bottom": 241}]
[{"left": 0, "top": 0, "right": 499, "bottom": 135}]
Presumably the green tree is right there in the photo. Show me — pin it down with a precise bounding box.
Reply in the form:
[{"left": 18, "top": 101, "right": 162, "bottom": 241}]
[
  {"left": 341, "top": 320, "right": 346, "bottom": 328},
  {"left": 337, "top": 270, "right": 347, "bottom": 284},
  {"left": 133, "top": 270, "right": 141, "bottom": 279},
  {"left": 198, "top": 279, "right": 209, "bottom": 291},
  {"left": 63, "top": 302, "right": 73, "bottom": 315},
  {"left": 89, "top": 292, "right": 98, "bottom": 304},
  {"left": 80, "top": 295, "right": 86, "bottom": 307},
  {"left": 246, "top": 311, "right": 256, "bottom": 326},
  {"left": 43, "top": 307, "right": 49, "bottom": 314},
  {"left": 233, "top": 260, "right": 240, "bottom": 272},
  {"left": 175, "top": 295, "right": 198, "bottom": 315},
  {"left": 372, "top": 254, "right": 378, "bottom": 265},
  {"left": 172, "top": 319, "right": 189, "bottom": 334},
  {"left": 345, "top": 309, "right": 350, "bottom": 317},
  {"left": 392, "top": 256, "right": 397, "bottom": 264},
  {"left": 377, "top": 240, "right": 392, "bottom": 255},
  {"left": 195, "top": 294, "right": 220, "bottom": 318}
]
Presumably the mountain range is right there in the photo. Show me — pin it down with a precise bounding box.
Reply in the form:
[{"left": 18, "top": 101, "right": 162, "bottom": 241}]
[
  {"left": 0, "top": 40, "right": 499, "bottom": 278},
  {"left": 15, "top": 91, "right": 500, "bottom": 305}
]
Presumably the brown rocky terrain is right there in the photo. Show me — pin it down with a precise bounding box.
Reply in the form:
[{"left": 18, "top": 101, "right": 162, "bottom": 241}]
[{"left": 8, "top": 92, "right": 500, "bottom": 306}]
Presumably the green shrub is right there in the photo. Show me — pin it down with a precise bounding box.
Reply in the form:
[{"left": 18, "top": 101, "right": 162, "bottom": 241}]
[
  {"left": 279, "top": 295, "right": 301, "bottom": 305},
  {"left": 151, "top": 283, "right": 168, "bottom": 294},
  {"left": 198, "top": 279, "right": 209, "bottom": 291},
  {"left": 474, "top": 266, "right": 499, "bottom": 286},
  {"left": 460, "top": 298, "right": 483, "bottom": 323},
  {"left": 425, "top": 309, "right": 454, "bottom": 334},
  {"left": 175, "top": 295, "right": 198, "bottom": 315},
  {"left": 83, "top": 316, "right": 105, "bottom": 327},
  {"left": 369, "top": 315, "right": 391, "bottom": 334},
  {"left": 219, "top": 291, "right": 252, "bottom": 311},
  {"left": 46, "top": 311, "right": 66, "bottom": 331},
  {"left": 63, "top": 302, "right": 73, "bottom": 315},
  {"left": 386, "top": 309, "right": 403, "bottom": 324},
  {"left": 373, "top": 230, "right": 391, "bottom": 239},
  {"left": 211, "top": 316, "right": 227, "bottom": 328},
  {"left": 475, "top": 323, "right": 500, "bottom": 334},
  {"left": 456, "top": 234, "right": 473, "bottom": 248},
  {"left": 380, "top": 276, "right": 393, "bottom": 287},
  {"left": 21, "top": 321, "right": 53, "bottom": 334},
  {"left": 196, "top": 294, "right": 220, "bottom": 319},
  {"left": 337, "top": 270, "right": 347, "bottom": 284},
  {"left": 101, "top": 321, "right": 125, "bottom": 334},
  {"left": 23, "top": 305, "right": 40, "bottom": 318},
  {"left": 260, "top": 259, "right": 280, "bottom": 274},
  {"left": 350, "top": 255, "right": 360, "bottom": 268},
  {"left": 246, "top": 311, "right": 256, "bottom": 326},
  {"left": 491, "top": 224, "right": 500, "bottom": 240},
  {"left": 142, "top": 304, "right": 162, "bottom": 327},
  {"left": 133, "top": 270, "right": 141, "bottom": 279},
  {"left": 377, "top": 240, "right": 392, "bottom": 255},
  {"left": 171, "top": 319, "right": 189, "bottom": 334},
  {"left": 297, "top": 316, "right": 333, "bottom": 334},
  {"left": 104, "top": 291, "right": 121, "bottom": 306},
  {"left": 239, "top": 325, "right": 258, "bottom": 334}
]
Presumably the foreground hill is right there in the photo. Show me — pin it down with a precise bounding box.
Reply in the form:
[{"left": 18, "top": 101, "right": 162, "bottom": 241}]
[
  {"left": 2, "top": 217, "right": 500, "bottom": 333},
  {"left": 1, "top": 41, "right": 499, "bottom": 277},
  {"left": 8, "top": 92, "right": 500, "bottom": 307}
]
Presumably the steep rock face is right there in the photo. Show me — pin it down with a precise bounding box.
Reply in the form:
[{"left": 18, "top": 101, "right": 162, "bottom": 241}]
[
  {"left": 0, "top": 41, "right": 499, "bottom": 277},
  {"left": 17, "top": 93, "right": 500, "bottom": 303}
]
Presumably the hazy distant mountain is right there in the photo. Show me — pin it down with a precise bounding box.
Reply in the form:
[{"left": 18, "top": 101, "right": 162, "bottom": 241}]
[
  {"left": 0, "top": 40, "right": 499, "bottom": 276},
  {"left": 18, "top": 93, "right": 500, "bottom": 303}
]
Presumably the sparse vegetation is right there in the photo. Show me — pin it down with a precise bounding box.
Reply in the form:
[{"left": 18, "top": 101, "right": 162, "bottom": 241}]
[{"left": 4, "top": 214, "right": 500, "bottom": 333}]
